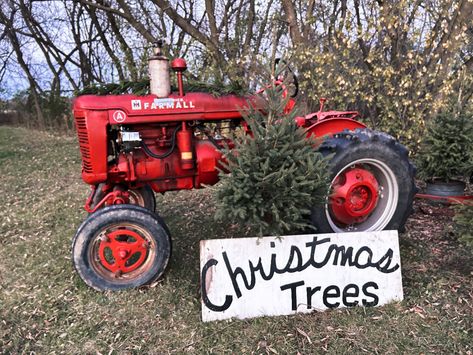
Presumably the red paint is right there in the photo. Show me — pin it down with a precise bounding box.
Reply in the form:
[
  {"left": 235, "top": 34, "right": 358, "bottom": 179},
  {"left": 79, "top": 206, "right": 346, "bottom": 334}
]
[
  {"left": 98, "top": 229, "right": 149, "bottom": 273},
  {"left": 171, "top": 58, "right": 187, "bottom": 71},
  {"left": 74, "top": 93, "right": 251, "bottom": 124},
  {"left": 415, "top": 193, "right": 473, "bottom": 205},
  {"left": 304, "top": 118, "right": 366, "bottom": 138},
  {"left": 171, "top": 58, "right": 187, "bottom": 96},
  {"left": 73, "top": 79, "right": 369, "bottom": 212},
  {"left": 177, "top": 123, "right": 194, "bottom": 169},
  {"left": 330, "top": 167, "right": 380, "bottom": 225},
  {"left": 73, "top": 110, "right": 108, "bottom": 185},
  {"left": 84, "top": 189, "right": 131, "bottom": 213}
]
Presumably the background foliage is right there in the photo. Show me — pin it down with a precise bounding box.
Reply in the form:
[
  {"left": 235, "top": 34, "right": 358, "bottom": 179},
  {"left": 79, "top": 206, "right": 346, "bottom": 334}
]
[
  {"left": 1, "top": 0, "right": 473, "bottom": 143},
  {"left": 416, "top": 110, "right": 473, "bottom": 181}
]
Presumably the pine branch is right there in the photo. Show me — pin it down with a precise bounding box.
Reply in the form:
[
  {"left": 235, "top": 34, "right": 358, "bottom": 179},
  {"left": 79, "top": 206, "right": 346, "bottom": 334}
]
[{"left": 75, "top": 77, "right": 247, "bottom": 97}]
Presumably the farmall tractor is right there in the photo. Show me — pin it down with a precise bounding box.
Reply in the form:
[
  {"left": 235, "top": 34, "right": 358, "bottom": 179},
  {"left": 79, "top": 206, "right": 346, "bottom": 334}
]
[{"left": 72, "top": 45, "right": 415, "bottom": 291}]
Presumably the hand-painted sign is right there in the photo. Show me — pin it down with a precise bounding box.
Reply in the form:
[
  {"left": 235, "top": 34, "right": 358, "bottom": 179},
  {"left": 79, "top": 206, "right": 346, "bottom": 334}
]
[{"left": 200, "top": 230, "right": 403, "bottom": 322}]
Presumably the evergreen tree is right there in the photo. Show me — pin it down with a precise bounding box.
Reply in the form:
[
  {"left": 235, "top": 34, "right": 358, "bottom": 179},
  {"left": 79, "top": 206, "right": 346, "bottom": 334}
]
[
  {"left": 215, "top": 83, "right": 330, "bottom": 236},
  {"left": 417, "top": 111, "right": 473, "bottom": 182}
]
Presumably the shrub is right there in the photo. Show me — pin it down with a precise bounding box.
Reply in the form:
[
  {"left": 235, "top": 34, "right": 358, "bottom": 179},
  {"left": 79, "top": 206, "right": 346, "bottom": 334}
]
[
  {"left": 214, "top": 85, "right": 330, "bottom": 236},
  {"left": 416, "top": 111, "right": 473, "bottom": 182}
]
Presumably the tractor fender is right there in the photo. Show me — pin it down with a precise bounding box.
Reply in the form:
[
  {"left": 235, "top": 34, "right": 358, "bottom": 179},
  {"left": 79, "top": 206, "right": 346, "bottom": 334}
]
[{"left": 305, "top": 118, "right": 366, "bottom": 139}]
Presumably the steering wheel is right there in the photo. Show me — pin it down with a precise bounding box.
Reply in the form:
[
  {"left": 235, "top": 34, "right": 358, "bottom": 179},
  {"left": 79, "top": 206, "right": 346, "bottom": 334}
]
[{"left": 274, "top": 58, "right": 299, "bottom": 98}]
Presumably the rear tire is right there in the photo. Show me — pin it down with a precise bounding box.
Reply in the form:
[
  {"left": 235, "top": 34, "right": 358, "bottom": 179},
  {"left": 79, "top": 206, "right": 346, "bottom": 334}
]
[
  {"left": 128, "top": 185, "right": 156, "bottom": 211},
  {"left": 311, "top": 129, "right": 416, "bottom": 233},
  {"left": 92, "top": 184, "right": 156, "bottom": 212},
  {"left": 72, "top": 205, "right": 171, "bottom": 291}
]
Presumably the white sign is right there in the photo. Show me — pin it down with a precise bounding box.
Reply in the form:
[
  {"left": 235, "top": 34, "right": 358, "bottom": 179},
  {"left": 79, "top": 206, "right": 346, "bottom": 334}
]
[{"left": 200, "top": 230, "right": 403, "bottom": 322}]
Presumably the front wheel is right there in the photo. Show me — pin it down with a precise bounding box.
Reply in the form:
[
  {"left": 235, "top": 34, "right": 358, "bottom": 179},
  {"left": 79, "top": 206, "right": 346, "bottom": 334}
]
[
  {"left": 311, "top": 129, "right": 416, "bottom": 233},
  {"left": 72, "top": 205, "right": 171, "bottom": 291}
]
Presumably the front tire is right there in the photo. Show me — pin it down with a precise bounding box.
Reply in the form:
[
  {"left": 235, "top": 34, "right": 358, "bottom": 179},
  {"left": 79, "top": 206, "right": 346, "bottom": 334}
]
[
  {"left": 72, "top": 205, "right": 171, "bottom": 291},
  {"left": 311, "top": 129, "right": 416, "bottom": 233}
]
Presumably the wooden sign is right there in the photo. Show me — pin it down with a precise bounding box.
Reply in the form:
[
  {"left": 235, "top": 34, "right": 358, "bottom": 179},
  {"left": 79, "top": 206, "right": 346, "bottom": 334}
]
[{"left": 200, "top": 230, "right": 403, "bottom": 322}]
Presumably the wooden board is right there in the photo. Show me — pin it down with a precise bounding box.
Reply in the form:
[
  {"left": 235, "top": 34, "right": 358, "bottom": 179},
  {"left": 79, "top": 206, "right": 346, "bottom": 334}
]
[{"left": 200, "top": 230, "right": 403, "bottom": 322}]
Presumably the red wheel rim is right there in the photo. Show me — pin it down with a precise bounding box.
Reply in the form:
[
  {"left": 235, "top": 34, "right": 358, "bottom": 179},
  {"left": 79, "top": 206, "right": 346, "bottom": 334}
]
[
  {"left": 98, "top": 229, "right": 149, "bottom": 273},
  {"left": 89, "top": 223, "right": 156, "bottom": 281},
  {"left": 329, "top": 166, "right": 380, "bottom": 226}
]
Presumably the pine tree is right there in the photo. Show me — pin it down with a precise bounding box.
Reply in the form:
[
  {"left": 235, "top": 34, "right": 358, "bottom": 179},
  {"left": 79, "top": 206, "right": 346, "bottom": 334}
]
[
  {"left": 417, "top": 111, "right": 473, "bottom": 182},
  {"left": 214, "top": 83, "right": 330, "bottom": 236}
]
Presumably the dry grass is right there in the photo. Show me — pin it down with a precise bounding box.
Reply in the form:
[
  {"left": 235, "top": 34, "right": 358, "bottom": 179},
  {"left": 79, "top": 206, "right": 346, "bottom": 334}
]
[{"left": 0, "top": 126, "right": 472, "bottom": 354}]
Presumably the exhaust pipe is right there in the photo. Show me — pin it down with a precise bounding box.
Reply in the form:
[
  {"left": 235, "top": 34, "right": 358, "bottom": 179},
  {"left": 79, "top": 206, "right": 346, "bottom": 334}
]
[{"left": 149, "top": 40, "right": 171, "bottom": 97}]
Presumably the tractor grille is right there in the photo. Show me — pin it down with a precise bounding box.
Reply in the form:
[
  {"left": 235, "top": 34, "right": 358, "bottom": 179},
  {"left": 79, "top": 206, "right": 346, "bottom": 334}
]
[{"left": 74, "top": 116, "right": 93, "bottom": 173}]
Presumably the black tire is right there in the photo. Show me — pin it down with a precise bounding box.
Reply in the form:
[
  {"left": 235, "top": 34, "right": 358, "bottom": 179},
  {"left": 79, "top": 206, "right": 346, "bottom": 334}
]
[
  {"left": 72, "top": 205, "right": 171, "bottom": 291},
  {"left": 311, "top": 129, "right": 416, "bottom": 233},
  {"left": 128, "top": 185, "right": 156, "bottom": 211}
]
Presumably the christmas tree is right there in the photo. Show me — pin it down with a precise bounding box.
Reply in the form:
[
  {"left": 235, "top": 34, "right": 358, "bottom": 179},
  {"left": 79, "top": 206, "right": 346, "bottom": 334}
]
[
  {"left": 215, "top": 80, "right": 330, "bottom": 236},
  {"left": 417, "top": 111, "right": 473, "bottom": 182}
]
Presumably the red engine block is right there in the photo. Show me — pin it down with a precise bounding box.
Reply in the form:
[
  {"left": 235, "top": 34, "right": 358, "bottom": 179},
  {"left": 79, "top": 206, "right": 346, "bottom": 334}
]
[{"left": 73, "top": 86, "right": 364, "bottom": 211}]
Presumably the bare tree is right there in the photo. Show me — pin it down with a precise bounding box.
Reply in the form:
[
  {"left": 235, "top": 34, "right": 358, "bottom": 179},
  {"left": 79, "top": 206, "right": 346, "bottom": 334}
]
[
  {"left": 0, "top": 1, "right": 45, "bottom": 128},
  {"left": 0, "top": 0, "right": 472, "bottom": 133}
]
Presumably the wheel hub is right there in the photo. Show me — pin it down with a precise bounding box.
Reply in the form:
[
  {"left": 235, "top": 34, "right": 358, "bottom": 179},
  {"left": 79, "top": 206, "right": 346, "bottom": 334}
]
[
  {"left": 330, "top": 167, "right": 380, "bottom": 225},
  {"left": 98, "top": 229, "right": 149, "bottom": 274},
  {"left": 118, "top": 249, "right": 129, "bottom": 259}
]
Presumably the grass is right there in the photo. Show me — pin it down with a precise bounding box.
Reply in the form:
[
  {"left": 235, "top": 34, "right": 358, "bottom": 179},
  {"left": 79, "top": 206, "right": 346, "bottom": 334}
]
[{"left": 0, "top": 125, "right": 472, "bottom": 354}]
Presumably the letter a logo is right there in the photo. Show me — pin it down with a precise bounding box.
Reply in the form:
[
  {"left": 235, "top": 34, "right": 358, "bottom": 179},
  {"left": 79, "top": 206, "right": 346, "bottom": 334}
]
[{"left": 112, "top": 110, "right": 126, "bottom": 123}]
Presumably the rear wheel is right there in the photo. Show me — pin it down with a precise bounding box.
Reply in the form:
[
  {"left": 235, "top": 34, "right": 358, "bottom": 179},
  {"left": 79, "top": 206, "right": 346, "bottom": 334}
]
[
  {"left": 127, "top": 186, "right": 156, "bottom": 211},
  {"left": 92, "top": 184, "right": 156, "bottom": 212},
  {"left": 72, "top": 205, "right": 171, "bottom": 291},
  {"left": 311, "top": 129, "right": 416, "bottom": 233}
]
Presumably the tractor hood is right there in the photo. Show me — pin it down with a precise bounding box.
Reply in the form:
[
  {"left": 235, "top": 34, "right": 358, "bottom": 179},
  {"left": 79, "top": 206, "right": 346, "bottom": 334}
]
[{"left": 73, "top": 93, "right": 256, "bottom": 124}]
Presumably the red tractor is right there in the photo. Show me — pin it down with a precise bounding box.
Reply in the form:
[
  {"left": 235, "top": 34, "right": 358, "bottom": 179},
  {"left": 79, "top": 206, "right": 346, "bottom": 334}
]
[{"left": 72, "top": 46, "right": 415, "bottom": 291}]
